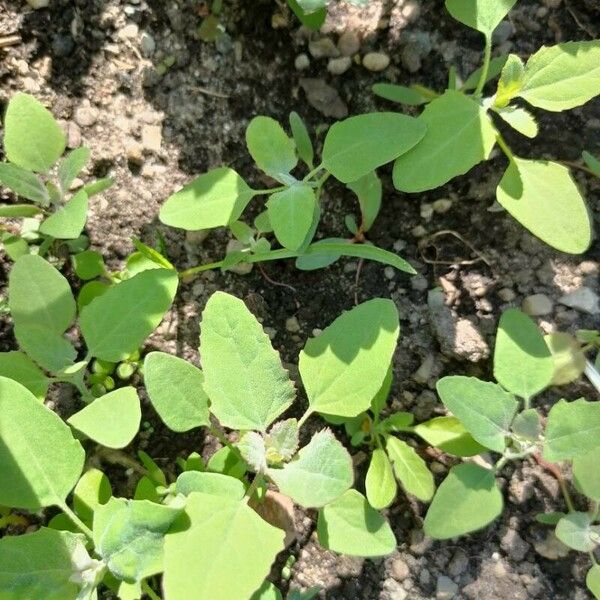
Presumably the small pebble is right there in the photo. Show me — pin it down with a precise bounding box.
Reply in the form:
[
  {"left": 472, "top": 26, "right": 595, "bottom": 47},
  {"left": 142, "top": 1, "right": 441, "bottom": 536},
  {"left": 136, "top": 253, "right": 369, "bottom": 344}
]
[
  {"left": 436, "top": 575, "right": 458, "bottom": 599},
  {"left": 558, "top": 287, "right": 600, "bottom": 315},
  {"left": 309, "top": 37, "right": 339, "bottom": 59},
  {"left": 140, "top": 32, "right": 156, "bottom": 57},
  {"left": 285, "top": 316, "right": 301, "bottom": 333},
  {"left": 362, "top": 52, "right": 390, "bottom": 72},
  {"left": 118, "top": 23, "right": 139, "bottom": 40},
  {"left": 391, "top": 557, "right": 410, "bottom": 581},
  {"left": 498, "top": 287, "right": 516, "bottom": 302},
  {"left": 295, "top": 54, "right": 310, "bottom": 70},
  {"left": 26, "top": 0, "right": 49, "bottom": 7},
  {"left": 432, "top": 198, "right": 453, "bottom": 213},
  {"left": 384, "top": 266, "right": 395, "bottom": 280},
  {"left": 327, "top": 56, "right": 352, "bottom": 75},
  {"left": 74, "top": 102, "right": 98, "bottom": 127},
  {"left": 521, "top": 294, "right": 553, "bottom": 316},
  {"left": 338, "top": 31, "right": 360, "bottom": 56},
  {"left": 141, "top": 125, "right": 162, "bottom": 152}
]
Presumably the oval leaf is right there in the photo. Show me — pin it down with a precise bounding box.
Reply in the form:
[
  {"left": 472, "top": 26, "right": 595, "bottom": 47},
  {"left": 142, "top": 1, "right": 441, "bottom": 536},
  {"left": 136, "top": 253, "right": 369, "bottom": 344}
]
[
  {"left": 0, "top": 163, "right": 48, "bottom": 204},
  {"left": 413, "top": 416, "right": 486, "bottom": 457},
  {"left": 175, "top": 471, "right": 245, "bottom": 500},
  {"left": 365, "top": 448, "right": 397, "bottom": 509},
  {"left": 0, "top": 350, "right": 50, "bottom": 400},
  {"left": 386, "top": 437, "right": 434, "bottom": 502},
  {"left": 246, "top": 116, "right": 297, "bottom": 179},
  {"left": 445, "top": 0, "right": 517, "bottom": 37},
  {"left": 39, "top": 190, "right": 88, "bottom": 240}
]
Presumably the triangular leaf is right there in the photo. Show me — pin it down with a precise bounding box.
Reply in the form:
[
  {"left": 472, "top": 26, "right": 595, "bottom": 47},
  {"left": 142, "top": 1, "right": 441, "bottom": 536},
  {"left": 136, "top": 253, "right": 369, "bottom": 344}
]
[
  {"left": 445, "top": 0, "right": 517, "bottom": 37},
  {"left": 39, "top": 189, "right": 89, "bottom": 240}
]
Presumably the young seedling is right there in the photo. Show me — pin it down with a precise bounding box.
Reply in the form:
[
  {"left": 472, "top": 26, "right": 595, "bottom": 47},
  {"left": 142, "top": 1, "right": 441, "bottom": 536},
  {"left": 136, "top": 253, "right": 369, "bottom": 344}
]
[
  {"left": 0, "top": 291, "right": 402, "bottom": 600},
  {"left": 374, "top": 0, "right": 599, "bottom": 254},
  {"left": 0, "top": 93, "right": 114, "bottom": 261},
  {"left": 423, "top": 308, "right": 600, "bottom": 597},
  {"left": 286, "top": 0, "right": 369, "bottom": 30},
  {"left": 159, "top": 111, "right": 426, "bottom": 278}
]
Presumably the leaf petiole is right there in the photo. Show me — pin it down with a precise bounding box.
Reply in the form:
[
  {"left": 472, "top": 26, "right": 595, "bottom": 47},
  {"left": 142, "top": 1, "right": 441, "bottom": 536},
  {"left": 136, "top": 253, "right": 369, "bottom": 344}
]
[
  {"left": 58, "top": 501, "right": 93, "bottom": 540},
  {"left": 474, "top": 35, "right": 492, "bottom": 96},
  {"left": 142, "top": 580, "right": 162, "bottom": 600}
]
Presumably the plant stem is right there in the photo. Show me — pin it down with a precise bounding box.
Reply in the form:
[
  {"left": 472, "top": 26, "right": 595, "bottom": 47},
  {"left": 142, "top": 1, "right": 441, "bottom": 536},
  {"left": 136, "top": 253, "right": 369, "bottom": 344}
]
[
  {"left": 209, "top": 424, "right": 244, "bottom": 462},
  {"left": 533, "top": 453, "right": 575, "bottom": 513},
  {"left": 58, "top": 502, "right": 93, "bottom": 540},
  {"left": 495, "top": 132, "right": 515, "bottom": 162},
  {"left": 253, "top": 186, "right": 287, "bottom": 196},
  {"left": 297, "top": 408, "right": 313, "bottom": 429},
  {"left": 142, "top": 580, "right": 162, "bottom": 600},
  {"left": 475, "top": 35, "right": 492, "bottom": 96},
  {"left": 244, "top": 473, "right": 263, "bottom": 504},
  {"left": 303, "top": 163, "right": 325, "bottom": 183}
]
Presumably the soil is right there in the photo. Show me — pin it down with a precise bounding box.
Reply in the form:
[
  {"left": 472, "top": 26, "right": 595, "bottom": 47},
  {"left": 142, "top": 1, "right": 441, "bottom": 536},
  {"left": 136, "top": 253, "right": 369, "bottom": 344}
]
[{"left": 1, "top": 0, "right": 600, "bottom": 598}]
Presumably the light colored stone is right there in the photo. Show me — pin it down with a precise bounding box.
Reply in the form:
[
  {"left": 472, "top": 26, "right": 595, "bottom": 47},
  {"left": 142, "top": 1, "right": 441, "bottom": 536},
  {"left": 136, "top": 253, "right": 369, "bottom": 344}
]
[
  {"left": 141, "top": 125, "right": 162, "bottom": 152},
  {"left": 534, "top": 532, "right": 569, "bottom": 560},
  {"left": 391, "top": 557, "right": 410, "bottom": 581},
  {"left": 327, "top": 56, "right": 352, "bottom": 75},
  {"left": 338, "top": 31, "right": 360, "bottom": 56},
  {"left": 118, "top": 23, "right": 139, "bottom": 40},
  {"left": 362, "top": 52, "right": 390, "bottom": 71},
  {"left": 436, "top": 575, "right": 458, "bottom": 599},
  {"left": 521, "top": 294, "right": 553, "bottom": 316},
  {"left": 294, "top": 53, "right": 310, "bottom": 70},
  {"left": 74, "top": 102, "right": 98, "bottom": 127},
  {"left": 309, "top": 37, "right": 339, "bottom": 59},
  {"left": 558, "top": 287, "right": 600, "bottom": 315},
  {"left": 124, "top": 140, "right": 143, "bottom": 164},
  {"left": 498, "top": 287, "right": 516, "bottom": 302},
  {"left": 186, "top": 230, "right": 210, "bottom": 245},
  {"left": 26, "top": 0, "right": 49, "bottom": 8},
  {"left": 140, "top": 32, "right": 156, "bottom": 57},
  {"left": 432, "top": 198, "right": 453, "bottom": 213},
  {"left": 285, "top": 316, "right": 301, "bottom": 333}
]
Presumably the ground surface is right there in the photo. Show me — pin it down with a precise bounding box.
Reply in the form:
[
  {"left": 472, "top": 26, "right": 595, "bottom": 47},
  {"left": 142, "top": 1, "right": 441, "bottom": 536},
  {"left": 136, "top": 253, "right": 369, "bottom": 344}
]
[{"left": 1, "top": 0, "right": 600, "bottom": 598}]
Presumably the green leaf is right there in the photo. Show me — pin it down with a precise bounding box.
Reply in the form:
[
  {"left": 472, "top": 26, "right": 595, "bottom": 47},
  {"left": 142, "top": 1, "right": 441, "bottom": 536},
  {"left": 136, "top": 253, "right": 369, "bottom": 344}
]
[
  {"left": 82, "top": 177, "right": 114, "bottom": 197},
  {"left": 494, "top": 106, "right": 538, "bottom": 138},
  {"left": 424, "top": 463, "right": 503, "bottom": 539},
  {"left": 587, "top": 565, "right": 600, "bottom": 600},
  {"left": 536, "top": 511, "right": 566, "bottom": 525},
  {"left": 67, "top": 387, "right": 141, "bottom": 449},
  {"left": 39, "top": 189, "right": 88, "bottom": 239},
  {"left": 175, "top": 471, "right": 245, "bottom": 499},
  {"left": 246, "top": 116, "right": 297, "bottom": 180},
  {"left": 511, "top": 409, "right": 541, "bottom": 442},
  {"left": 238, "top": 431, "right": 267, "bottom": 473},
  {"left": 265, "top": 418, "right": 299, "bottom": 466},
  {"left": 386, "top": 437, "right": 434, "bottom": 501},
  {"left": 163, "top": 492, "right": 285, "bottom": 600},
  {"left": 58, "top": 147, "right": 90, "bottom": 194},
  {"left": 393, "top": 91, "right": 497, "bottom": 192},
  {"left": 436, "top": 376, "right": 518, "bottom": 452},
  {"left": 518, "top": 41, "right": 600, "bottom": 111},
  {"left": 0, "top": 350, "right": 50, "bottom": 400},
  {"left": 543, "top": 398, "right": 600, "bottom": 462},
  {"left": 294, "top": 237, "right": 347, "bottom": 271},
  {"left": 137, "top": 451, "right": 167, "bottom": 487},
  {"left": 299, "top": 298, "right": 399, "bottom": 417},
  {"left": 317, "top": 489, "right": 396, "bottom": 557},
  {"left": 347, "top": 171, "right": 382, "bottom": 231},
  {"left": 132, "top": 238, "right": 174, "bottom": 270},
  {"left": 365, "top": 448, "right": 397, "bottom": 509},
  {"left": 379, "top": 411, "right": 414, "bottom": 433},
  {"left": 583, "top": 151, "right": 600, "bottom": 178},
  {"left": 93, "top": 497, "right": 183, "bottom": 583},
  {"left": 200, "top": 292, "right": 295, "bottom": 431},
  {"left": 267, "top": 429, "right": 353, "bottom": 508},
  {"left": 159, "top": 167, "right": 256, "bottom": 230},
  {"left": 493, "top": 308, "right": 554, "bottom": 399},
  {"left": 0, "top": 527, "right": 102, "bottom": 600},
  {"left": 134, "top": 476, "right": 161, "bottom": 503},
  {"left": 413, "top": 416, "right": 486, "bottom": 457},
  {"left": 3, "top": 92, "right": 66, "bottom": 172},
  {"left": 9, "top": 254, "right": 75, "bottom": 334},
  {"left": 573, "top": 448, "right": 600, "bottom": 502},
  {"left": 72, "top": 250, "right": 105, "bottom": 281},
  {"left": 370, "top": 363, "right": 393, "bottom": 416},
  {"left": 445, "top": 0, "right": 517, "bottom": 37},
  {"left": 143, "top": 352, "right": 210, "bottom": 432},
  {"left": 287, "top": 0, "right": 326, "bottom": 29},
  {"left": 494, "top": 54, "right": 525, "bottom": 107},
  {"left": 251, "top": 581, "right": 283, "bottom": 600},
  {"left": 371, "top": 83, "right": 428, "bottom": 105},
  {"left": 0, "top": 203, "right": 42, "bottom": 217},
  {"left": 13, "top": 324, "right": 77, "bottom": 373},
  {"left": 545, "top": 332, "right": 587, "bottom": 385},
  {"left": 207, "top": 446, "right": 248, "bottom": 479},
  {"left": 0, "top": 376, "right": 84, "bottom": 509},
  {"left": 0, "top": 162, "right": 48, "bottom": 204},
  {"left": 289, "top": 111, "right": 314, "bottom": 168},
  {"left": 496, "top": 158, "right": 591, "bottom": 254},
  {"left": 267, "top": 184, "right": 318, "bottom": 251},
  {"left": 1, "top": 232, "right": 29, "bottom": 260},
  {"left": 73, "top": 468, "right": 112, "bottom": 523},
  {"left": 81, "top": 268, "right": 178, "bottom": 361},
  {"left": 462, "top": 54, "right": 509, "bottom": 91},
  {"left": 555, "top": 512, "right": 600, "bottom": 552},
  {"left": 322, "top": 112, "right": 426, "bottom": 183}
]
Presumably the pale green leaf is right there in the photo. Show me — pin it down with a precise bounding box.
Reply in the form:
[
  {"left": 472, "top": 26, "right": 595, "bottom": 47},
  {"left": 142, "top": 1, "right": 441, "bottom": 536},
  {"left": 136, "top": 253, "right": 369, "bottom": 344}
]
[
  {"left": 73, "top": 468, "right": 112, "bottom": 524},
  {"left": 587, "top": 565, "right": 600, "bottom": 600},
  {"left": 200, "top": 292, "right": 295, "bottom": 431},
  {"left": 322, "top": 112, "right": 426, "bottom": 183},
  {"left": 0, "top": 162, "right": 48, "bottom": 204},
  {"left": 39, "top": 190, "right": 88, "bottom": 240},
  {"left": 0, "top": 350, "right": 50, "bottom": 400},
  {"left": 0, "top": 203, "right": 42, "bottom": 217},
  {"left": 294, "top": 237, "right": 347, "bottom": 271},
  {"left": 0, "top": 376, "right": 84, "bottom": 509},
  {"left": 266, "top": 429, "right": 353, "bottom": 508},
  {"left": 347, "top": 171, "right": 382, "bottom": 231},
  {"left": 317, "top": 489, "right": 396, "bottom": 557},
  {"left": 413, "top": 416, "right": 486, "bottom": 457},
  {"left": 573, "top": 447, "right": 600, "bottom": 502},
  {"left": 81, "top": 268, "right": 178, "bottom": 361},
  {"left": 424, "top": 463, "right": 503, "bottom": 539},
  {"left": 555, "top": 512, "right": 600, "bottom": 552},
  {"left": 3, "top": 93, "right": 66, "bottom": 172},
  {"left": 371, "top": 83, "right": 428, "bottom": 105},
  {"left": 207, "top": 446, "right": 249, "bottom": 479},
  {"left": 163, "top": 492, "right": 285, "bottom": 600},
  {"left": 246, "top": 116, "right": 297, "bottom": 179},
  {"left": 370, "top": 363, "right": 393, "bottom": 416},
  {"left": 9, "top": 253, "right": 75, "bottom": 333},
  {"left": 67, "top": 387, "right": 141, "bottom": 449},
  {"left": 545, "top": 332, "right": 587, "bottom": 385},
  {"left": 93, "top": 497, "right": 183, "bottom": 583},
  {"left": 494, "top": 54, "right": 525, "bottom": 107},
  {"left": 14, "top": 324, "right": 77, "bottom": 373},
  {"left": 393, "top": 91, "right": 497, "bottom": 192},
  {"left": 494, "top": 106, "right": 538, "bottom": 138},
  {"left": 72, "top": 250, "right": 105, "bottom": 281},
  {"left": 543, "top": 398, "right": 600, "bottom": 462},
  {"left": 265, "top": 418, "right": 299, "bottom": 466},
  {"left": 0, "top": 527, "right": 102, "bottom": 600},
  {"left": 238, "top": 431, "right": 267, "bottom": 473},
  {"left": 518, "top": 41, "right": 600, "bottom": 111},
  {"left": 58, "top": 147, "right": 90, "bottom": 194},
  {"left": 133, "top": 477, "right": 160, "bottom": 503},
  {"left": 445, "top": 0, "right": 517, "bottom": 37},
  {"left": 436, "top": 376, "right": 518, "bottom": 452},
  {"left": 365, "top": 448, "right": 397, "bottom": 509},
  {"left": 494, "top": 308, "right": 554, "bottom": 399},
  {"left": 175, "top": 471, "right": 245, "bottom": 500},
  {"left": 462, "top": 54, "right": 509, "bottom": 91},
  {"left": 299, "top": 298, "right": 399, "bottom": 417},
  {"left": 143, "top": 352, "right": 210, "bottom": 432},
  {"left": 386, "top": 437, "right": 434, "bottom": 501},
  {"left": 267, "top": 184, "right": 317, "bottom": 251},
  {"left": 496, "top": 158, "right": 592, "bottom": 254},
  {"left": 288, "top": 0, "right": 326, "bottom": 29},
  {"left": 378, "top": 411, "right": 414, "bottom": 433},
  {"left": 289, "top": 111, "right": 314, "bottom": 168},
  {"left": 81, "top": 177, "right": 114, "bottom": 198},
  {"left": 511, "top": 409, "right": 541, "bottom": 442},
  {"left": 159, "top": 167, "right": 256, "bottom": 230}
]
